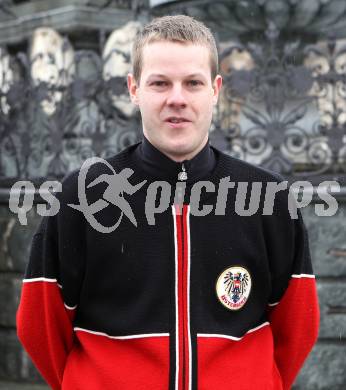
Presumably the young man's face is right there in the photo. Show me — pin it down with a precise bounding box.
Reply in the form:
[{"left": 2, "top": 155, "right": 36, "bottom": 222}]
[{"left": 128, "top": 41, "right": 222, "bottom": 162}]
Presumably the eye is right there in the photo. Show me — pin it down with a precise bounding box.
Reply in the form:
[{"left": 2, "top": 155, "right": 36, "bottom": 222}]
[
  {"left": 187, "top": 80, "right": 203, "bottom": 87},
  {"left": 150, "top": 81, "right": 168, "bottom": 87}
]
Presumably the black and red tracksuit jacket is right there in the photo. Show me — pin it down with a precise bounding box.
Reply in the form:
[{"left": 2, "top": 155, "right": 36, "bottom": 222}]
[{"left": 17, "top": 138, "right": 319, "bottom": 390}]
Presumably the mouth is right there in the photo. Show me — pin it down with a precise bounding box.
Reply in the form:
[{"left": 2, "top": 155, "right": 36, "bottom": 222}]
[
  {"left": 165, "top": 116, "right": 191, "bottom": 124},
  {"left": 164, "top": 117, "right": 192, "bottom": 129}
]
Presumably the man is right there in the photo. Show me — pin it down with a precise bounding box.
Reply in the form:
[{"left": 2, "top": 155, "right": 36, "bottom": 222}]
[{"left": 17, "top": 15, "right": 319, "bottom": 390}]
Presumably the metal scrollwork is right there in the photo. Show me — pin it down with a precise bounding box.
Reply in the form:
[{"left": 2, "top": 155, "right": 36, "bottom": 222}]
[
  {"left": 1, "top": 0, "right": 346, "bottom": 182},
  {"left": 213, "top": 20, "right": 346, "bottom": 178},
  {"left": 0, "top": 23, "right": 141, "bottom": 180}
]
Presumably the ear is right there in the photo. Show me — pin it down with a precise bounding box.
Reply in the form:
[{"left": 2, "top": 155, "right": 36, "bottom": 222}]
[
  {"left": 127, "top": 73, "right": 139, "bottom": 105},
  {"left": 212, "top": 74, "right": 223, "bottom": 105}
]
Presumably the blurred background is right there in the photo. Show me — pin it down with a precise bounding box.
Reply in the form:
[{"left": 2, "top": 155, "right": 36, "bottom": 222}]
[{"left": 0, "top": 0, "right": 345, "bottom": 389}]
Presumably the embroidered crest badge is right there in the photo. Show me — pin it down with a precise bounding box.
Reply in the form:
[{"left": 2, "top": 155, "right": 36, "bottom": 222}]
[{"left": 216, "top": 266, "right": 252, "bottom": 310}]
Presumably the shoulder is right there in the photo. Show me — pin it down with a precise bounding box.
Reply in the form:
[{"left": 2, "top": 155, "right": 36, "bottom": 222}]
[
  {"left": 59, "top": 143, "right": 139, "bottom": 199},
  {"left": 213, "top": 147, "right": 285, "bottom": 184},
  {"left": 212, "top": 148, "right": 292, "bottom": 217}
]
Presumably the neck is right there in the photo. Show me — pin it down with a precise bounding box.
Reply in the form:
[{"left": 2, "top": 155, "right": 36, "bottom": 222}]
[
  {"left": 133, "top": 135, "right": 217, "bottom": 183},
  {"left": 154, "top": 139, "right": 209, "bottom": 163},
  {"left": 142, "top": 127, "right": 209, "bottom": 162}
]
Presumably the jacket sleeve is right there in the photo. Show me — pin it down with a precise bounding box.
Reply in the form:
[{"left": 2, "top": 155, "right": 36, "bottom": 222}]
[
  {"left": 266, "top": 202, "right": 320, "bottom": 390},
  {"left": 16, "top": 171, "right": 85, "bottom": 390}
]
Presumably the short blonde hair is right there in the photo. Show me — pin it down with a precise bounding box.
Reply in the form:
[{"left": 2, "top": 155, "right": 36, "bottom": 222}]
[{"left": 132, "top": 15, "right": 219, "bottom": 83}]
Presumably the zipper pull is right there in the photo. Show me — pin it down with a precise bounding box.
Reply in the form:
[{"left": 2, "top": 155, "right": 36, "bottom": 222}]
[{"left": 178, "top": 163, "right": 188, "bottom": 181}]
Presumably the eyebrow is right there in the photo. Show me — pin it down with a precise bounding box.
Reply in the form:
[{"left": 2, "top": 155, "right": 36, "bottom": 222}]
[
  {"left": 185, "top": 73, "right": 207, "bottom": 79},
  {"left": 146, "top": 74, "right": 166, "bottom": 79},
  {"left": 146, "top": 73, "right": 207, "bottom": 80}
]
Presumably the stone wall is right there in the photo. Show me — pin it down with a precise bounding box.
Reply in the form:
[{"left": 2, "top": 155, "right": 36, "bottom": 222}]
[
  {"left": 0, "top": 198, "right": 345, "bottom": 389},
  {"left": 294, "top": 203, "right": 346, "bottom": 390},
  {"left": 0, "top": 207, "right": 46, "bottom": 388}
]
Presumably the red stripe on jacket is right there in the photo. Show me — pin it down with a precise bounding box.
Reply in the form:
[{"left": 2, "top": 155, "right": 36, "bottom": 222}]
[
  {"left": 63, "top": 331, "right": 169, "bottom": 390},
  {"left": 268, "top": 276, "right": 319, "bottom": 390},
  {"left": 175, "top": 205, "right": 192, "bottom": 390},
  {"left": 16, "top": 281, "right": 75, "bottom": 390}
]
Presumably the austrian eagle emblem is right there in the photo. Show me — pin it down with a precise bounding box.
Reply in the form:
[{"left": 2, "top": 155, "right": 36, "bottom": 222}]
[{"left": 216, "top": 266, "right": 252, "bottom": 310}]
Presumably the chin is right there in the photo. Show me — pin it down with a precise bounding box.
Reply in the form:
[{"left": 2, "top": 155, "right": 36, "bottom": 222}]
[
  {"left": 166, "top": 138, "right": 194, "bottom": 152},
  {"left": 164, "top": 142, "right": 200, "bottom": 161}
]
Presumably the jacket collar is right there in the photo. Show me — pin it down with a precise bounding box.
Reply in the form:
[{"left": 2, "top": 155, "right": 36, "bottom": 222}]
[{"left": 134, "top": 135, "right": 217, "bottom": 184}]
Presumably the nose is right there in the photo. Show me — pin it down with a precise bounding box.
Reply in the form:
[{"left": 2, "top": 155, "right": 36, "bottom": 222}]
[{"left": 166, "top": 84, "right": 187, "bottom": 109}]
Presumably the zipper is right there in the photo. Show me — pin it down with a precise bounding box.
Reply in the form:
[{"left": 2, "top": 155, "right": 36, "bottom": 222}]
[
  {"left": 174, "top": 182, "right": 186, "bottom": 216},
  {"left": 173, "top": 205, "right": 191, "bottom": 390},
  {"left": 181, "top": 211, "right": 186, "bottom": 390},
  {"left": 178, "top": 163, "right": 188, "bottom": 181}
]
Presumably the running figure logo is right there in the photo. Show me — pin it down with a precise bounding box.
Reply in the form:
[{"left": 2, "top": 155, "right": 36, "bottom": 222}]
[{"left": 69, "top": 157, "right": 147, "bottom": 233}]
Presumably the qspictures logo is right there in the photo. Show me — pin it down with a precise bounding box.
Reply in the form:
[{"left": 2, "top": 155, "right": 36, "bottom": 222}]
[
  {"left": 67, "top": 158, "right": 147, "bottom": 233},
  {"left": 8, "top": 157, "right": 340, "bottom": 233}
]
